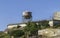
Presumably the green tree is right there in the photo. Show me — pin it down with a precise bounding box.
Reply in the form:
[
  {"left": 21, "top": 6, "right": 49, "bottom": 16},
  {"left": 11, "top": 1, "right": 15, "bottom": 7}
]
[
  {"left": 0, "top": 31, "right": 10, "bottom": 38},
  {"left": 38, "top": 20, "right": 49, "bottom": 29},
  {"left": 54, "top": 23, "right": 60, "bottom": 28},
  {"left": 23, "top": 22, "right": 38, "bottom": 38},
  {"left": 8, "top": 30, "right": 24, "bottom": 38}
]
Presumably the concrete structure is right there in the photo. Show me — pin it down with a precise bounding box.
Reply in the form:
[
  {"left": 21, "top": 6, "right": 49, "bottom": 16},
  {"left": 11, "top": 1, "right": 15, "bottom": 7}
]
[
  {"left": 49, "top": 20, "right": 53, "bottom": 27},
  {"left": 38, "top": 29, "right": 60, "bottom": 38},
  {"left": 53, "top": 12, "right": 60, "bottom": 20},
  {"left": 7, "top": 23, "right": 27, "bottom": 29}
]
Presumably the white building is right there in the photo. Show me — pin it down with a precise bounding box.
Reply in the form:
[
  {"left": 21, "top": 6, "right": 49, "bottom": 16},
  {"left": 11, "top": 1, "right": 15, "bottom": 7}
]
[
  {"left": 53, "top": 12, "right": 60, "bottom": 20},
  {"left": 7, "top": 23, "right": 27, "bottom": 29}
]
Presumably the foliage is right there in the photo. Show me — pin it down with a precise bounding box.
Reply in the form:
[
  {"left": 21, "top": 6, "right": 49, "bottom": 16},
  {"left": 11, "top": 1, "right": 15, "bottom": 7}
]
[
  {"left": 54, "top": 23, "right": 60, "bottom": 28},
  {"left": 38, "top": 20, "right": 50, "bottom": 29},
  {"left": 8, "top": 30, "right": 24, "bottom": 37},
  {"left": 7, "top": 20, "right": 50, "bottom": 38},
  {"left": 24, "top": 22, "right": 38, "bottom": 32},
  {"left": 29, "top": 22, "right": 38, "bottom": 35},
  {"left": 23, "top": 22, "right": 38, "bottom": 38},
  {"left": 0, "top": 31, "right": 10, "bottom": 38}
]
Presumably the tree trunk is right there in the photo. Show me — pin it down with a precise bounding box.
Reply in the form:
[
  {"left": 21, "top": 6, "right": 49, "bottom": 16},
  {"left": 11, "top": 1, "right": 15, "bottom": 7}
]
[
  {"left": 35, "top": 30, "right": 38, "bottom": 38},
  {"left": 24, "top": 32, "right": 29, "bottom": 38},
  {"left": 11, "top": 36, "right": 14, "bottom": 38}
]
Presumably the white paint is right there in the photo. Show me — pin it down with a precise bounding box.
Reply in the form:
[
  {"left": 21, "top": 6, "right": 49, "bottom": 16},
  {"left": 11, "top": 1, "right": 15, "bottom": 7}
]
[
  {"left": 49, "top": 20, "right": 53, "bottom": 27},
  {"left": 19, "top": 24, "right": 27, "bottom": 27},
  {"left": 54, "top": 12, "right": 60, "bottom": 20},
  {"left": 8, "top": 25, "right": 17, "bottom": 29}
]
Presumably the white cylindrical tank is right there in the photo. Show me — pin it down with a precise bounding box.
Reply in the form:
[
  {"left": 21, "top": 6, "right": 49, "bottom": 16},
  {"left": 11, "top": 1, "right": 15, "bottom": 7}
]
[{"left": 53, "top": 12, "right": 60, "bottom": 20}]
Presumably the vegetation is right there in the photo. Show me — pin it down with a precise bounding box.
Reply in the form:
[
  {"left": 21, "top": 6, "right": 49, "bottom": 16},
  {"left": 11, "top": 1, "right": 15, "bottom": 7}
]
[
  {"left": 0, "top": 31, "right": 10, "bottom": 38},
  {"left": 23, "top": 22, "right": 38, "bottom": 38},
  {"left": 54, "top": 23, "right": 60, "bottom": 28},
  {"left": 8, "top": 29, "right": 25, "bottom": 38},
  {"left": 38, "top": 20, "right": 50, "bottom": 29},
  {"left": 1, "top": 20, "right": 60, "bottom": 38}
]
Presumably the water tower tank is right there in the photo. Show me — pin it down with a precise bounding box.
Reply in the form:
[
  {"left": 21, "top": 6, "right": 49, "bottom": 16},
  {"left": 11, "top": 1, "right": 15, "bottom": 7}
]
[
  {"left": 22, "top": 11, "right": 32, "bottom": 19},
  {"left": 53, "top": 12, "right": 60, "bottom": 20}
]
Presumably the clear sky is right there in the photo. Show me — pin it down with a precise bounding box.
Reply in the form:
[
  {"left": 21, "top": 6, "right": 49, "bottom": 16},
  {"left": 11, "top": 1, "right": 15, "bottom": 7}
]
[{"left": 0, "top": 0, "right": 60, "bottom": 31}]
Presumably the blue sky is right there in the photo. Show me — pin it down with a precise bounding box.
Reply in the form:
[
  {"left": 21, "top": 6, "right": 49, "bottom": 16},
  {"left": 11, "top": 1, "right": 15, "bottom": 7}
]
[{"left": 0, "top": 0, "right": 60, "bottom": 31}]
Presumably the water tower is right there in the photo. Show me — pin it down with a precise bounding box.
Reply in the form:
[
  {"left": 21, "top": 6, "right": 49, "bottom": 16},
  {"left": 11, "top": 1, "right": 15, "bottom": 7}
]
[{"left": 22, "top": 11, "right": 32, "bottom": 22}]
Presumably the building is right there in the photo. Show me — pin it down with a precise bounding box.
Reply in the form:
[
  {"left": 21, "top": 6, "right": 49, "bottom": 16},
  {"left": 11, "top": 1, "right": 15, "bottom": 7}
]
[
  {"left": 53, "top": 12, "right": 60, "bottom": 20},
  {"left": 7, "top": 23, "right": 26, "bottom": 29},
  {"left": 5, "top": 11, "right": 60, "bottom": 38}
]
